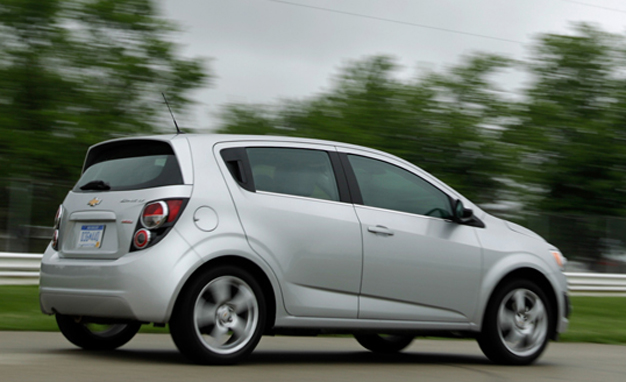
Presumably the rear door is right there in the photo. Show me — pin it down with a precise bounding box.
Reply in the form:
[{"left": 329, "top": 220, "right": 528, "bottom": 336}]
[{"left": 215, "top": 141, "right": 363, "bottom": 318}]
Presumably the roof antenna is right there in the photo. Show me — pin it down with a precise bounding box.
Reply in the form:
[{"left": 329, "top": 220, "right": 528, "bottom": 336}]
[{"left": 162, "top": 92, "right": 182, "bottom": 134}]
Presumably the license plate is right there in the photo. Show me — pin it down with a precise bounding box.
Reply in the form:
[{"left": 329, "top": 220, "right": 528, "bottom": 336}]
[{"left": 78, "top": 225, "right": 105, "bottom": 248}]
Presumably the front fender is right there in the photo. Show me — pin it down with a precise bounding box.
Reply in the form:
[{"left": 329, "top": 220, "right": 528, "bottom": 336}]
[{"left": 473, "top": 252, "right": 566, "bottom": 330}]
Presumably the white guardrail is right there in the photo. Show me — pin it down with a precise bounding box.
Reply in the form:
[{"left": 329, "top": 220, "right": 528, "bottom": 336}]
[
  {"left": 0, "top": 253, "right": 43, "bottom": 285},
  {"left": 1, "top": 253, "right": 626, "bottom": 295}
]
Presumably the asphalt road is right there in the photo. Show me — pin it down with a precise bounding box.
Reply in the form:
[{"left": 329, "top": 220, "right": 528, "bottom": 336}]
[{"left": 1, "top": 332, "right": 624, "bottom": 382}]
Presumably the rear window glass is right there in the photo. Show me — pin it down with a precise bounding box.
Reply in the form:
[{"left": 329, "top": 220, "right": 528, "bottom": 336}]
[{"left": 73, "top": 140, "right": 183, "bottom": 192}]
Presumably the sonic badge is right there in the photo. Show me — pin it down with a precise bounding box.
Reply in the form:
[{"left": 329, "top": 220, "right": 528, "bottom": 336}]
[{"left": 87, "top": 198, "right": 102, "bottom": 207}]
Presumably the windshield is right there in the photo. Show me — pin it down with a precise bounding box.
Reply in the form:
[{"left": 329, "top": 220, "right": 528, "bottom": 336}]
[{"left": 73, "top": 140, "right": 184, "bottom": 192}]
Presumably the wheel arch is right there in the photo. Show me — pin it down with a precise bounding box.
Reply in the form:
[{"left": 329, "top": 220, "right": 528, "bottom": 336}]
[{"left": 170, "top": 255, "right": 277, "bottom": 334}]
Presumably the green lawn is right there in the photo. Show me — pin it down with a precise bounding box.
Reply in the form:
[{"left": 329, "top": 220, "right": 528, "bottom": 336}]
[
  {"left": 559, "top": 296, "right": 626, "bottom": 344},
  {"left": 1, "top": 285, "right": 624, "bottom": 343}
]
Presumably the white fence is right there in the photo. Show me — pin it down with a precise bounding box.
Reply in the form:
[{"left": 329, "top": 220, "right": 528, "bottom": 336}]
[
  {"left": 0, "top": 253, "right": 42, "bottom": 285},
  {"left": 565, "top": 272, "right": 626, "bottom": 296},
  {"left": 2, "top": 253, "right": 626, "bottom": 295}
]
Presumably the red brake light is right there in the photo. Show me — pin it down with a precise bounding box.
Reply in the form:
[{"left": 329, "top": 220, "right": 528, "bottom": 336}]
[
  {"left": 52, "top": 230, "right": 59, "bottom": 250},
  {"left": 141, "top": 201, "right": 168, "bottom": 229},
  {"left": 54, "top": 205, "right": 63, "bottom": 229},
  {"left": 133, "top": 229, "right": 151, "bottom": 249},
  {"left": 52, "top": 205, "right": 63, "bottom": 250},
  {"left": 166, "top": 200, "right": 183, "bottom": 222}
]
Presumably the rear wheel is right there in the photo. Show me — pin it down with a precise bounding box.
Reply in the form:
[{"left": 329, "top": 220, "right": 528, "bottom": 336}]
[
  {"left": 478, "top": 279, "right": 552, "bottom": 365},
  {"left": 56, "top": 314, "right": 140, "bottom": 350},
  {"left": 169, "top": 266, "right": 266, "bottom": 365},
  {"left": 354, "top": 334, "right": 414, "bottom": 353}
]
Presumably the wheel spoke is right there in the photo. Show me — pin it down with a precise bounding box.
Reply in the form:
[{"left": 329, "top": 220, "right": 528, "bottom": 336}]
[
  {"left": 209, "top": 278, "right": 231, "bottom": 305},
  {"left": 520, "top": 332, "right": 531, "bottom": 348},
  {"left": 498, "top": 305, "right": 515, "bottom": 331},
  {"left": 504, "top": 327, "right": 523, "bottom": 345},
  {"left": 195, "top": 299, "right": 217, "bottom": 330},
  {"left": 230, "top": 288, "right": 254, "bottom": 314},
  {"left": 209, "top": 323, "right": 229, "bottom": 342},
  {"left": 527, "top": 301, "right": 544, "bottom": 323},
  {"left": 513, "top": 290, "right": 526, "bottom": 313},
  {"left": 528, "top": 325, "right": 541, "bottom": 344},
  {"left": 231, "top": 319, "right": 247, "bottom": 339},
  {"left": 530, "top": 317, "right": 547, "bottom": 343}
]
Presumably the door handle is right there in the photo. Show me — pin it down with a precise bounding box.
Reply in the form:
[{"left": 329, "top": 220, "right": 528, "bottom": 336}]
[{"left": 367, "top": 225, "right": 394, "bottom": 236}]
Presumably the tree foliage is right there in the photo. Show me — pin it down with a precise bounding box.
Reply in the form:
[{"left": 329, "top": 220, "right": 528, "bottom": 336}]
[
  {"left": 0, "top": 0, "right": 208, "bottom": 231},
  {"left": 0, "top": 0, "right": 208, "bottom": 183},
  {"left": 505, "top": 24, "right": 626, "bottom": 217}
]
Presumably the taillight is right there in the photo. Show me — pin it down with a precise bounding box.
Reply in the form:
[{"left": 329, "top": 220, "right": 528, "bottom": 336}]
[
  {"left": 54, "top": 205, "right": 63, "bottom": 229},
  {"left": 166, "top": 200, "right": 183, "bottom": 222},
  {"left": 52, "top": 205, "right": 63, "bottom": 250},
  {"left": 132, "top": 198, "right": 187, "bottom": 251},
  {"left": 51, "top": 230, "right": 59, "bottom": 251},
  {"left": 141, "top": 201, "right": 168, "bottom": 229},
  {"left": 133, "top": 229, "right": 151, "bottom": 249}
]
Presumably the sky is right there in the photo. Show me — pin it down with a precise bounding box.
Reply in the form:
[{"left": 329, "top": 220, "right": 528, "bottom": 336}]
[{"left": 160, "top": 0, "right": 626, "bottom": 131}]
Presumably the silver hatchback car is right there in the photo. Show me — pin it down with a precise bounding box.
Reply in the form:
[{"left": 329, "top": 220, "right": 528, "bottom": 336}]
[{"left": 40, "top": 134, "right": 570, "bottom": 365}]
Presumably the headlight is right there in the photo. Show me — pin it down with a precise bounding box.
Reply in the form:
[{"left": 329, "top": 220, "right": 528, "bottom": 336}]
[{"left": 551, "top": 250, "right": 567, "bottom": 271}]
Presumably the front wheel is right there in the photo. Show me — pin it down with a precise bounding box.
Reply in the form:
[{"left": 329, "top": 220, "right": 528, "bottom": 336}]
[
  {"left": 169, "top": 266, "right": 266, "bottom": 365},
  {"left": 478, "top": 279, "right": 552, "bottom": 365},
  {"left": 354, "top": 334, "right": 414, "bottom": 353},
  {"left": 56, "top": 314, "right": 141, "bottom": 350}
]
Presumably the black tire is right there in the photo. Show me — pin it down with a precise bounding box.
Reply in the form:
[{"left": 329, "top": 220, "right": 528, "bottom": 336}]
[
  {"left": 477, "top": 279, "right": 552, "bottom": 365},
  {"left": 169, "top": 266, "right": 266, "bottom": 365},
  {"left": 56, "top": 314, "right": 141, "bottom": 350},
  {"left": 354, "top": 334, "right": 414, "bottom": 354}
]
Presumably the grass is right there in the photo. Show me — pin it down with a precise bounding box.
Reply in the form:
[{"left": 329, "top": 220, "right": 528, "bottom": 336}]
[
  {"left": 1, "top": 286, "right": 625, "bottom": 343},
  {"left": 0, "top": 285, "right": 58, "bottom": 331},
  {"left": 559, "top": 296, "right": 626, "bottom": 344}
]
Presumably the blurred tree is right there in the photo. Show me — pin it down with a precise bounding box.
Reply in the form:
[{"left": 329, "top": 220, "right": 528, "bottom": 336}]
[
  {"left": 503, "top": 23, "right": 626, "bottom": 259},
  {"left": 410, "top": 54, "right": 513, "bottom": 204},
  {"left": 219, "top": 54, "right": 513, "bottom": 204},
  {"left": 505, "top": 24, "right": 626, "bottom": 217},
  {"left": 0, "top": 0, "right": 208, "bottom": 225}
]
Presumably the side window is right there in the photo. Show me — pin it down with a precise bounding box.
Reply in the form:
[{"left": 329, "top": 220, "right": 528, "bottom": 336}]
[
  {"left": 347, "top": 155, "right": 453, "bottom": 218},
  {"left": 247, "top": 148, "right": 340, "bottom": 202}
]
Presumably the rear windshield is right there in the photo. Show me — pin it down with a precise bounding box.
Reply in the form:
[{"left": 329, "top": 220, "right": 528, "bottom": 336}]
[{"left": 73, "top": 140, "right": 184, "bottom": 192}]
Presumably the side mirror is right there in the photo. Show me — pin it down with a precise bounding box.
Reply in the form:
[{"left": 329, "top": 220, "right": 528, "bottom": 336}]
[{"left": 453, "top": 199, "right": 473, "bottom": 224}]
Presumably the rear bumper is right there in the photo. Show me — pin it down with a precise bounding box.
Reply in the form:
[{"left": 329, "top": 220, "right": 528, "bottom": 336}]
[{"left": 39, "top": 228, "right": 200, "bottom": 323}]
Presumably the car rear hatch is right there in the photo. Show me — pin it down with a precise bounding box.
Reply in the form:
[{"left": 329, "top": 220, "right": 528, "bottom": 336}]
[{"left": 55, "top": 136, "right": 193, "bottom": 260}]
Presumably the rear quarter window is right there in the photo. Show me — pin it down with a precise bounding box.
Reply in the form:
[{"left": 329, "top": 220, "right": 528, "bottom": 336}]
[{"left": 246, "top": 147, "right": 340, "bottom": 202}]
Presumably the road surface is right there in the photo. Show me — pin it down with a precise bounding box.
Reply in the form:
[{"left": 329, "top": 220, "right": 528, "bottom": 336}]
[{"left": 0, "top": 332, "right": 624, "bottom": 381}]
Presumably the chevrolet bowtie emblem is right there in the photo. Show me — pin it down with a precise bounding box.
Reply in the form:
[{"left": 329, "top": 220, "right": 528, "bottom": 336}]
[{"left": 87, "top": 198, "right": 102, "bottom": 207}]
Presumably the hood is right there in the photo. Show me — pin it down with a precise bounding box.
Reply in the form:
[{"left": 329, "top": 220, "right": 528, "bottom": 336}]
[{"left": 505, "top": 221, "right": 545, "bottom": 242}]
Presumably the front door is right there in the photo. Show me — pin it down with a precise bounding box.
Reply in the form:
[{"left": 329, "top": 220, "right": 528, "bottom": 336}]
[{"left": 343, "top": 151, "right": 483, "bottom": 322}]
